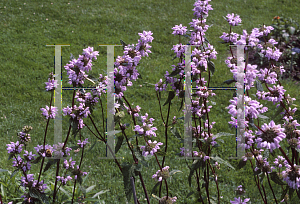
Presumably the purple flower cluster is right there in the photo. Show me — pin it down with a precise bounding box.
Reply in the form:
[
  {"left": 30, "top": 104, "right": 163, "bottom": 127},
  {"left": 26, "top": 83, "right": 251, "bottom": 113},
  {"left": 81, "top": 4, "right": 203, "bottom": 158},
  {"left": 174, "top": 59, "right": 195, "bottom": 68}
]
[
  {"left": 64, "top": 46, "right": 99, "bottom": 86},
  {"left": 45, "top": 72, "right": 58, "bottom": 91},
  {"left": 40, "top": 105, "right": 58, "bottom": 119},
  {"left": 17, "top": 126, "right": 32, "bottom": 144},
  {"left": 152, "top": 166, "right": 170, "bottom": 182},
  {"left": 77, "top": 138, "right": 89, "bottom": 148},
  {"left": 225, "top": 13, "right": 242, "bottom": 26},
  {"left": 230, "top": 197, "right": 250, "bottom": 204},
  {"left": 140, "top": 140, "right": 163, "bottom": 157},
  {"left": 62, "top": 103, "right": 91, "bottom": 129},
  {"left": 113, "top": 31, "right": 153, "bottom": 99},
  {"left": 134, "top": 113, "right": 158, "bottom": 137}
]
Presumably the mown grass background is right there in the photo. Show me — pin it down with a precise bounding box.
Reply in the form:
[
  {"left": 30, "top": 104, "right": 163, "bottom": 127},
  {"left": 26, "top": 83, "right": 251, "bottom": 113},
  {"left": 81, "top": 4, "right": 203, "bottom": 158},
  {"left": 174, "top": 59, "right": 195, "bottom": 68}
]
[{"left": 0, "top": 0, "right": 300, "bottom": 203}]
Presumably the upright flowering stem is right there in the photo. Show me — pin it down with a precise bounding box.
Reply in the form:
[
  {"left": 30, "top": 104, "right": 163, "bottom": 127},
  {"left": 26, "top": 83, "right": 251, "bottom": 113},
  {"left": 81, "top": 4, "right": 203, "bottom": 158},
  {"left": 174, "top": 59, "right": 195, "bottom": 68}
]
[
  {"left": 266, "top": 173, "right": 278, "bottom": 203},
  {"left": 71, "top": 133, "right": 85, "bottom": 204},
  {"left": 249, "top": 159, "right": 267, "bottom": 204},
  {"left": 38, "top": 90, "right": 54, "bottom": 184},
  {"left": 53, "top": 89, "right": 76, "bottom": 203},
  {"left": 159, "top": 102, "right": 171, "bottom": 198},
  {"left": 86, "top": 118, "right": 122, "bottom": 172}
]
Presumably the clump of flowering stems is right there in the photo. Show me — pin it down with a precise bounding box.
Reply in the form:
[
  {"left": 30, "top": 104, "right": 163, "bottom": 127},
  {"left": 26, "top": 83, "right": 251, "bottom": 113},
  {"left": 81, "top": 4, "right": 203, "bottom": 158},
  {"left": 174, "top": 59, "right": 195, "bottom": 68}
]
[
  {"left": 5, "top": 0, "right": 300, "bottom": 203},
  {"left": 220, "top": 6, "right": 300, "bottom": 204}
]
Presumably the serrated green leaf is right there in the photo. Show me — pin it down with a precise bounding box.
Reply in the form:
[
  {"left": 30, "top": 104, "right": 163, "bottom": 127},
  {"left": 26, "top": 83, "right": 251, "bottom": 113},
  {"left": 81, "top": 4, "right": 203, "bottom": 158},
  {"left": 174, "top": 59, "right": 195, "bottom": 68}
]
[
  {"left": 259, "top": 172, "right": 265, "bottom": 184},
  {"left": 178, "top": 98, "right": 184, "bottom": 112},
  {"left": 188, "top": 159, "right": 206, "bottom": 187},
  {"left": 169, "top": 68, "right": 182, "bottom": 77},
  {"left": 237, "top": 159, "right": 247, "bottom": 170},
  {"left": 289, "top": 187, "right": 295, "bottom": 200},
  {"left": 163, "top": 91, "right": 175, "bottom": 106},
  {"left": 211, "top": 156, "right": 235, "bottom": 170},
  {"left": 32, "top": 155, "right": 43, "bottom": 164},
  {"left": 115, "top": 135, "right": 124, "bottom": 154},
  {"left": 85, "top": 185, "right": 96, "bottom": 193},
  {"left": 121, "top": 162, "right": 135, "bottom": 202},
  {"left": 91, "top": 189, "right": 109, "bottom": 198},
  {"left": 170, "top": 127, "right": 182, "bottom": 140},
  {"left": 214, "top": 132, "right": 235, "bottom": 139},
  {"left": 58, "top": 185, "right": 71, "bottom": 198},
  {"left": 270, "top": 172, "right": 286, "bottom": 185},
  {"left": 77, "top": 175, "right": 83, "bottom": 185},
  {"left": 280, "top": 186, "right": 289, "bottom": 201},
  {"left": 169, "top": 170, "right": 183, "bottom": 176},
  {"left": 10, "top": 169, "right": 20, "bottom": 179},
  {"left": 151, "top": 182, "right": 162, "bottom": 196},
  {"left": 257, "top": 114, "right": 269, "bottom": 119},
  {"left": 43, "top": 159, "right": 60, "bottom": 173},
  {"left": 254, "top": 169, "right": 261, "bottom": 176},
  {"left": 208, "top": 61, "right": 215, "bottom": 76},
  {"left": 186, "top": 191, "right": 194, "bottom": 198},
  {"left": 8, "top": 154, "right": 14, "bottom": 161}
]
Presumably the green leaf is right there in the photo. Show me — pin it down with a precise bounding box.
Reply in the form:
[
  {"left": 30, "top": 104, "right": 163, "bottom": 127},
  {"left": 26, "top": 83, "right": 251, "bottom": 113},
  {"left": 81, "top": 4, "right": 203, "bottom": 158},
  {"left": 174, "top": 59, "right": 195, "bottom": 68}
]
[
  {"left": 169, "top": 170, "right": 183, "bottom": 176},
  {"left": 57, "top": 185, "right": 71, "bottom": 198},
  {"left": 259, "top": 172, "right": 265, "bottom": 184},
  {"left": 210, "top": 156, "right": 235, "bottom": 170},
  {"left": 270, "top": 172, "right": 286, "bottom": 185},
  {"left": 10, "top": 169, "right": 20, "bottom": 179},
  {"left": 186, "top": 191, "right": 194, "bottom": 198},
  {"left": 0, "top": 169, "right": 8, "bottom": 172},
  {"left": 121, "top": 162, "right": 135, "bottom": 202},
  {"left": 213, "top": 132, "right": 235, "bottom": 139},
  {"left": 170, "top": 127, "right": 182, "bottom": 140},
  {"left": 32, "top": 155, "right": 43, "bottom": 164},
  {"left": 8, "top": 153, "right": 14, "bottom": 161},
  {"left": 43, "top": 159, "right": 60, "bottom": 173},
  {"left": 134, "top": 163, "right": 142, "bottom": 176},
  {"left": 280, "top": 186, "right": 289, "bottom": 201},
  {"left": 151, "top": 181, "right": 162, "bottom": 196},
  {"left": 254, "top": 169, "right": 261, "bottom": 176},
  {"left": 85, "top": 185, "right": 96, "bottom": 193},
  {"left": 208, "top": 60, "right": 215, "bottom": 76},
  {"left": 237, "top": 159, "right": 247, "bottom": 170},
  {"left": 255, "top": 79, "right": 264, "bottom": 92},
  {"left": 163, "top": 91, "right": 175, "bottom": 106},
  {"left": 77, "top": 175, "right": 83, "bottom": 185},
  {"left": 188, "top": 159, "right": 206, "bottom": 187},
  {"left": 289, "top": 187, "right": 295, "bottom": 200},
  {"left": 155, "top": 149, "right": 167, "bottom": 156},
  {"left": 169, "top": 68, "right": 182, "bottom": 77},
  {"left": 115, "top": 135, "right": 124, "bottom": 154},
  {"left": 257, "top": 114, "right": 269, "bottom": 120},
  {"left": 29, "top": 188, "right": 50, "bottom": 204},
  {"left": 91, "top": 189, "right": 109, "bottom": 198},
  {"left": 273, "top": 105, "right": 284, "bottom": 119},
  {"left": 178, "top": 98, "right": 184, "bottom": 112},
  {"left": 83, "top": 142, "right": 97, "bottom": 158}
]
